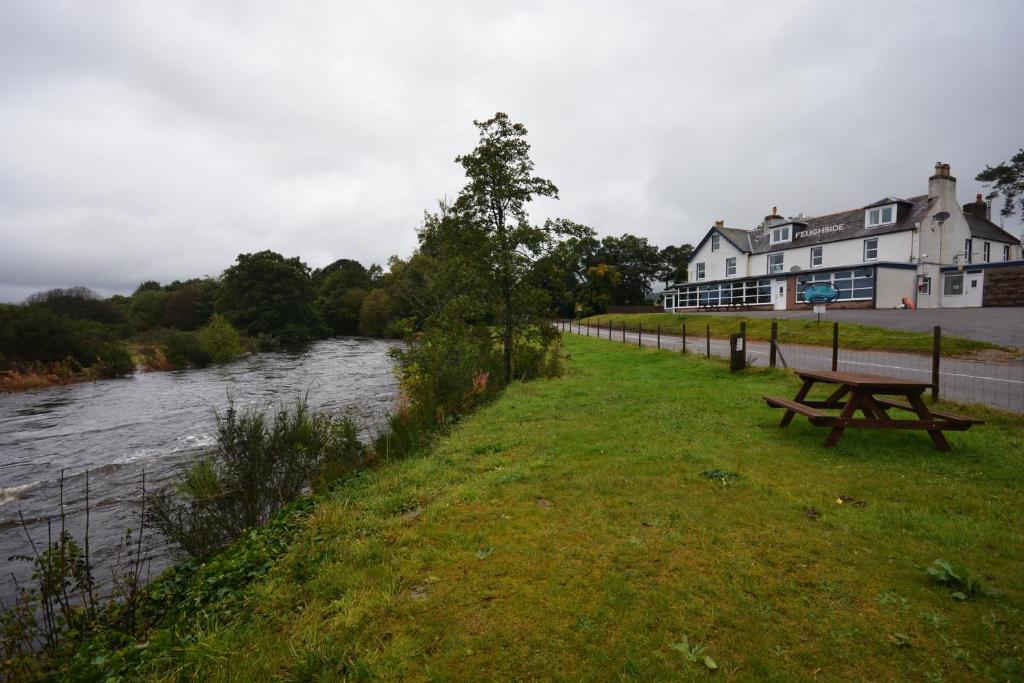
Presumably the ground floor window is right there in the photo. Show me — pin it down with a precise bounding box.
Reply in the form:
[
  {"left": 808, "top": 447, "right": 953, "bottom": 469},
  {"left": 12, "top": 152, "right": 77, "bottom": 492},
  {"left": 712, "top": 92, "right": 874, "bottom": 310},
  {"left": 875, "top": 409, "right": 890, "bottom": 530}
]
[
  {"left": 943, "top": 273, "right": 963, "bottom": 296},
  {"left": 797, "top": 268, "right": 874, "bottom": 301},
  {"left": 663, "top": 294, "right": 676, "bottom": 309},
  {"left": 1005, "top": 244, "right": 1011, "bottom": 261},
  {"left": 919, "top": 274, "right": 931, "bottom": 295},
  {"left": 668, "top": 278, "right": 772, "bottom": 308}
]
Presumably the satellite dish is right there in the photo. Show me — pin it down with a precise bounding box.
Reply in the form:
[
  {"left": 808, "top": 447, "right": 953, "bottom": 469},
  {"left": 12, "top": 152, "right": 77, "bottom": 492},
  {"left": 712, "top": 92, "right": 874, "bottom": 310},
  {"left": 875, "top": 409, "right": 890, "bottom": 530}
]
[
  {"left": 933, "top": 211, "right": 950, "bottom": 224},
  {"left": 789, "top": 265, "right": 801, "bottom": 273}
]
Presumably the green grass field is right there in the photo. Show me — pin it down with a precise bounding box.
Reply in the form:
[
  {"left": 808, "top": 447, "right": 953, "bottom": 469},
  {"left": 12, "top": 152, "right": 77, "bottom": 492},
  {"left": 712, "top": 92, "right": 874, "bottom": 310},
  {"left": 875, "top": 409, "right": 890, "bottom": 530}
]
[
  {"left": 140, "top": 335, "right": 1023, "bottom": 681},
  {"left": 579, "top": 312, "right": 1011, "bottom": 357}
]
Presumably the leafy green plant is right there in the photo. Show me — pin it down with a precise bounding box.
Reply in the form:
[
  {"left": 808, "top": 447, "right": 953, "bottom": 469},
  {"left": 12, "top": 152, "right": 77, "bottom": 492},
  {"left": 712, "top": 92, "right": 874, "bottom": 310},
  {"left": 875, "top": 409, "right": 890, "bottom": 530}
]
[
  {"left": 196, "top": 313, "right": 244, "bottom": 363},
  {"left": 926, "top": 559, "right": 1002, "bottom": 600},
  {"left": 148, "top": 397, "right": 363, "bottom": 559},
  {"left": 93, "top": 342, "right": 136, "bottom": 378},
  {"left": 670, "top": 635, "right": 717, "bottom": 670}
]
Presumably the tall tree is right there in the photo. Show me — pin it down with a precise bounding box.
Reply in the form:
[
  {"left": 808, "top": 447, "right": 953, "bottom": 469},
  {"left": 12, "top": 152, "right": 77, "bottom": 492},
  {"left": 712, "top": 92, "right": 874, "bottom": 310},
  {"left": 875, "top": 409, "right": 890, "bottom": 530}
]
[
  {"left": 450, "top": 113, "right": 564, "bottom": 383},
  {"left": 597, "top": 234, "right": 661, "bottom": 304},
  {"left": 218, "top": 250, "right": 318, "bottom": 344},
  {"left": 659, "top": 243, "right": 694, "bottom": 285},
  {"left": 976, "top": 148, "right": 1024, "bottom": 222}
]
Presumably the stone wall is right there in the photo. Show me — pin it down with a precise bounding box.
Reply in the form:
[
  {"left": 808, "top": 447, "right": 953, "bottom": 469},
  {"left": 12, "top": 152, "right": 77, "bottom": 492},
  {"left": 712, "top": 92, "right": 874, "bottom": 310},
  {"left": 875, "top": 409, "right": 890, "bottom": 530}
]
[{"left": 982, "top": 263, "right": 1024, "bottom": 307}]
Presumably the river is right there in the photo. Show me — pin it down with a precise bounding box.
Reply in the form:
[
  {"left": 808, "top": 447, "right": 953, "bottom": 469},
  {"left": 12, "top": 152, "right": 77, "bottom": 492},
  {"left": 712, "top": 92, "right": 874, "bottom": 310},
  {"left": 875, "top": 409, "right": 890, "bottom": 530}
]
[{"left": 0, "top": 337, "right": 399, "bottom": 604}]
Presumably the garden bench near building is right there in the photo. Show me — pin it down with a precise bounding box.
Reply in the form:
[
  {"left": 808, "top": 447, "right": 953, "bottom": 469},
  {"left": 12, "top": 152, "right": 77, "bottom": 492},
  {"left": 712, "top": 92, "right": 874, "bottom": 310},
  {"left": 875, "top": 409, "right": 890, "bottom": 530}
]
[{"left": 763, "top": 370, "right": 983, "bottom": 451}]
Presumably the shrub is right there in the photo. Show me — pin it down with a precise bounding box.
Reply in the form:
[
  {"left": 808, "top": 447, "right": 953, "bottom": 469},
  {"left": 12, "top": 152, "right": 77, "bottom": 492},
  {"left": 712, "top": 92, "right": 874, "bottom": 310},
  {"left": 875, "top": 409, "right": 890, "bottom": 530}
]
[
  {"left": 148, "top": 398, "right": 363, "bottom": 559},
  {"left": 93, "top": 343, "right": 136, "bottom": 378},
  {"left": 161, "top": 330, "right": 211, "bottom": 369},
  {"left": 196, "top": 314, "right": 244, "bottom": 363},
  {"left": 358, "top": 289, "right": 392, "bottom": 337}
]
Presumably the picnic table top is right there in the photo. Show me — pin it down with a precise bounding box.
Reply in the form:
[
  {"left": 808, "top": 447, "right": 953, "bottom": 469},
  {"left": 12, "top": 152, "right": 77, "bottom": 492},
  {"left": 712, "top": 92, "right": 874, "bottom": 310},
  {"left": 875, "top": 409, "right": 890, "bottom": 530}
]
[{"left": 795, "top": 369, "right": 934, "bottom": 389}]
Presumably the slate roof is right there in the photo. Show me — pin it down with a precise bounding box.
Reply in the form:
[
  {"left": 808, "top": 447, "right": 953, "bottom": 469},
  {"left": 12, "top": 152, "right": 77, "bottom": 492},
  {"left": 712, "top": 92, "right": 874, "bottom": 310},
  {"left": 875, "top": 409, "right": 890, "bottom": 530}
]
[
  {"left": 964, "top": 214, "right": 1022, "bottom": 244},
  {"left": 741, "top": 194, "right": 933, "bottom": 254}
]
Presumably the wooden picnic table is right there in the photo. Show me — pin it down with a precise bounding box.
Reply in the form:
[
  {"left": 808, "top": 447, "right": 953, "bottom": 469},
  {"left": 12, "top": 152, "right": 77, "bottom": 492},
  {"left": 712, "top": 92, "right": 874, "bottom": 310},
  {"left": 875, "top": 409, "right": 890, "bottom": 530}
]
[{"left": 763, "top": 369, "right": 983, "bottom": 451}]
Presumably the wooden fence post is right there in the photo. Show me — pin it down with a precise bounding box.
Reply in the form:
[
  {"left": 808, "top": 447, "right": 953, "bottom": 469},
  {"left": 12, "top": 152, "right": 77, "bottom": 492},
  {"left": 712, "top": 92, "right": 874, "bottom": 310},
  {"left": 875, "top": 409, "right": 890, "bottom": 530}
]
[
  {"left": 831, "top": 322, "right": 839, "bottom": 371},
  {"left": 622, "top": 321, "right": 626, "bottom": 342},
  {"left": 657, "top": 324, "right": 661, "bottom": 349},
  {"left": 638, "top": 322, "right": 643, "bottom": 348},
  {"left": 932, "top": 325, "right": 941, "bottom": 402},
  {"left": 682, "top": 323, "right": 687, "bottom": 354},
  {"left": 769, "top": 321, "right": 777, "bottom": 368},
  {"left": 706, "top": 324, "right": 711, "bottom": 358}
]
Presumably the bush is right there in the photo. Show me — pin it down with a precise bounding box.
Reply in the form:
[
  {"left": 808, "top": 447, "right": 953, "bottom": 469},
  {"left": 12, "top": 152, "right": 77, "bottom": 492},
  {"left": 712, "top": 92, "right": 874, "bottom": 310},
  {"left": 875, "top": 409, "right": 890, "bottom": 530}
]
[
  {"left": 148, "top": 398, "right": 363, "bottom": 559},
  {"left": 358, "top": 289, "right": 392, "bottom": 337},
  {"left": 162, "top": 330, "right": 211, "bottom": 369},
  {"left": 196, "top": 314, "right": 244, "bottom": 363},
  {"left": 93, "top": 343, "right": 136, "bottom": 378}
]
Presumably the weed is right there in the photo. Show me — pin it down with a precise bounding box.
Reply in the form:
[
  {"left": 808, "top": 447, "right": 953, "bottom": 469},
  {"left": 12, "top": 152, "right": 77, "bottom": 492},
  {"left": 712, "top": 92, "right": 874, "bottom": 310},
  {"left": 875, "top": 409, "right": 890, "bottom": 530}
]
[{"left": 926, "top": 559, "right": 1003, "bottom": 600}]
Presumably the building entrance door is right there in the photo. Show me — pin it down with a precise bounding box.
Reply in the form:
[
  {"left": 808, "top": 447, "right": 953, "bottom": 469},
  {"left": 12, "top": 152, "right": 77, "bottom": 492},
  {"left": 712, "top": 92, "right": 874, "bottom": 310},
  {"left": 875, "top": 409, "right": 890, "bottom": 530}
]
[
  {"left": 964, "top": 270, "right": 983, "bottom": 307},
  {"left": 773, "top": 278, "right": 788, "bottom": 310}
]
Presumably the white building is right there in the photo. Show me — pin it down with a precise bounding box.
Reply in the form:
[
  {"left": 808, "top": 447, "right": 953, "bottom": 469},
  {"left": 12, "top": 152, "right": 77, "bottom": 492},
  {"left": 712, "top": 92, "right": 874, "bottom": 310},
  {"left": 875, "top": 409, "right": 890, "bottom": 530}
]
[{"left": 663, "top": 163, "right": 1023, "bottom": 311}]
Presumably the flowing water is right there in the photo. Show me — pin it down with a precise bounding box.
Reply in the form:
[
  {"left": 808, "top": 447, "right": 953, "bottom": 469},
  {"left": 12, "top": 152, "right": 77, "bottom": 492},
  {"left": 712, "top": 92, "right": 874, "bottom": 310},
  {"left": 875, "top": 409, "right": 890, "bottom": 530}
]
[{"left": 0, "top": 337, "right": 399, "bottom": 604}]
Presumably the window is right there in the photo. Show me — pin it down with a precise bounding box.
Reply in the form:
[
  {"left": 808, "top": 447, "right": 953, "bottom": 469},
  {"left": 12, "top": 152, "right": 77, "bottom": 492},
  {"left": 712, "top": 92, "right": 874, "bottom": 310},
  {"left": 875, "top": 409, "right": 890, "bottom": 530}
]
[
  {"left": 678, "top": 279, "right": 772, "bottom": 308},
  {"left": 964, "top": 239, "right": 972, "bottom": 264},
  {"left": 866, "top": 205, "right": 895, "bottom": 227},
  {"left": 664, "top": 294, "right": 675, "bottom": 310},
  {"left": 944, "top": 274, "right": 963, "bottom": 295},
  {"left": 1005, "top": 244, "right": 1011, "bottom": 261},
  {"left": 797, "top": 269, "right": 874, "bottom": 302},
  {"left": 863, "top": 238, "right": 878, "bottom": 261},
  {"left": 919, "top": 275, "right": 931, "bottom": 295},
  {"left": 810, "top": 246, "right": 823, "bottom": 268},
  {"left": 695, "top": 262, "right": 706, "bottom": 280},
  {"left": 767, "top": 253, "right": 784, "bottom": 274},
  {"left": 769, "top": 225, "right": 791, "bottom": 245},
  {"left": 983, "top": 242, "right": 990, "bottom": 263},
  {"left": 726, "top": 257, "right": 737, "bottom": 276},
  {"left": 711, "top": 234, "right": 720, "bottom": 251}
]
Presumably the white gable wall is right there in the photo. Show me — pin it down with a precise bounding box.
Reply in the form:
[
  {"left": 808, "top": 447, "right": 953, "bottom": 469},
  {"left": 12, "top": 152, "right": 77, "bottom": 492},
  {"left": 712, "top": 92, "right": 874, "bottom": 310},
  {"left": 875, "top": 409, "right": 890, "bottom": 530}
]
[{"left": 687, "top": 231, "right": 747, "bottom": 282}]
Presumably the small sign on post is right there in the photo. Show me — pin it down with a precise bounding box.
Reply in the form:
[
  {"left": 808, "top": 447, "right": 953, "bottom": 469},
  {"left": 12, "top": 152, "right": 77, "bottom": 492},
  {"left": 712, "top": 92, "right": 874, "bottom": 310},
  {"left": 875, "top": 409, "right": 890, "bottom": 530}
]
[{"left": 729, "top": 333, "right": 746, "bottom": 372}]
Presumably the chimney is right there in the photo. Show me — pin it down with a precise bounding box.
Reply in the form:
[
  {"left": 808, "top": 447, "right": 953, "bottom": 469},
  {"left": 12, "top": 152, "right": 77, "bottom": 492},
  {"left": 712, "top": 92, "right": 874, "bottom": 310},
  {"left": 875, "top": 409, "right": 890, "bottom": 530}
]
[
  {"left": 714, "top": 219, "right": 725, "bottom": 228},
  {"left": 928, "top": 161, "right": 956, "bottom": 202},
  {"left": 963, "top": 193, "right": 988, "bottom": 221},
  {"left": 763, "top": 206, "right": 785, "bottom": 228}
]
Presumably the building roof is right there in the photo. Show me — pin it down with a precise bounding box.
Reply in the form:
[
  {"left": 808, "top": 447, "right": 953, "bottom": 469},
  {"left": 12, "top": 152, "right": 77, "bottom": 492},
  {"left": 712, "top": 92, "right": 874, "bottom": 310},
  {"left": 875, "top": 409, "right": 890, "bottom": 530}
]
[
  {"left": 748, "top": 195, "right": 932, "bottom": 254},
  {"left": 964, "top": 214, "right": 1022, "bottom": 244}
]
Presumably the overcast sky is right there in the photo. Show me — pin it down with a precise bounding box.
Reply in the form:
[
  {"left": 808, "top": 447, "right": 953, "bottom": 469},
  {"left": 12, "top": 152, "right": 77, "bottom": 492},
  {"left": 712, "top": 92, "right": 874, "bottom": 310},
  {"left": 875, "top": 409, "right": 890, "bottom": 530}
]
[{"left": 1, "top": 1, "right": 1022, "bottom": 302}]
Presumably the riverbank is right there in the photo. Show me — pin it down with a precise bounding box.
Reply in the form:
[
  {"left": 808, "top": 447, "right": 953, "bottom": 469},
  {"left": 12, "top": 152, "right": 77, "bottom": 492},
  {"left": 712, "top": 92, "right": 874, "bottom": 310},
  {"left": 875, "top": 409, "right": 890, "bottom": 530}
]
[{"left": 53, "top": 334, "right": 1023, "bottom": 680}]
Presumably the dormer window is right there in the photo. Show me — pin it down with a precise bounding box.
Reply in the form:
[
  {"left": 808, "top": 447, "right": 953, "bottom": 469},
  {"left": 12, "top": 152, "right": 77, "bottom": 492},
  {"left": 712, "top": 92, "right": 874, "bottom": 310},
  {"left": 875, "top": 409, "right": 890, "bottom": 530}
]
[
  {"left": 711, "top": 234, "right": 721, "bottom": 251},
  {"left": 769, "top": 225, "right": 791, "bottom": 245},
  {"left": 866, "top": 204, "right": 895, "bottom": 227}
]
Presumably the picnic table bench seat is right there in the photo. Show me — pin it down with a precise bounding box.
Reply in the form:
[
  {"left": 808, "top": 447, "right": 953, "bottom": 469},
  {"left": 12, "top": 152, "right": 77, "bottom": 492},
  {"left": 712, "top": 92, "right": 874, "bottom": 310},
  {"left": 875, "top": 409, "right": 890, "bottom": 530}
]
[
  {"left": 762, "top": 395, "right": 831, "bottom": 422},
  {"left": 870, "top": 398, "right": 985, "bottom": 426}
]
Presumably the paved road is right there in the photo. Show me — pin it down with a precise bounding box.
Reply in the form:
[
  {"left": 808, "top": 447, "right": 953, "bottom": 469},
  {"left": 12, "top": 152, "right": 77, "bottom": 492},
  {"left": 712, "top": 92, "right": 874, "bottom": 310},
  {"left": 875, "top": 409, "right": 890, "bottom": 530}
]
[
  {"left": 563, "top": 322, "right": 1024, "bottom": 413},
  {"left": 672, "top": 307, "right": 1024, "bottom": 349}
]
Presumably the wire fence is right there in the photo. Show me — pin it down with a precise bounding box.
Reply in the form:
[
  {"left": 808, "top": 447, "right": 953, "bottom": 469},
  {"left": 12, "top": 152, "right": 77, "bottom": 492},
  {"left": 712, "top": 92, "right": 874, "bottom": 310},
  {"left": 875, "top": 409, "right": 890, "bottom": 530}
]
[{"left": 557, "top": 319, "right": 1023, "bottom": 414}]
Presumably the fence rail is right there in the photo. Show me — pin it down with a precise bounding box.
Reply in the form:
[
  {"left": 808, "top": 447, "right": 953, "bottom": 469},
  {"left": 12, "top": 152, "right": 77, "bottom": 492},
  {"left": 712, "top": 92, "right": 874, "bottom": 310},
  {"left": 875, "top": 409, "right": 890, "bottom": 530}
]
[{"left": 557, "top": 318, "right": 1023, "bottom": 414}]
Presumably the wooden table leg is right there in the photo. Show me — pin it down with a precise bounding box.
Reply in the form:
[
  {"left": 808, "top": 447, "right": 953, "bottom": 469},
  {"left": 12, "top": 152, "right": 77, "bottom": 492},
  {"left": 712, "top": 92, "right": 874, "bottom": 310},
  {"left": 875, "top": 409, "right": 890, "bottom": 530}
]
[
  {"left": 781, "top": 379, "right": 815, "bottom": 427},
  {"left": 906, "top": 391, "right": 951, "bottom": 451},
  {"left": 859, "top": 393, "right": 890, "bottom": 421},
  {"left": 824, "top": 387, "right": 861, "bottom": 447},
  {"left": 823, "top": 385, "right": 850, "bottom": 408}
]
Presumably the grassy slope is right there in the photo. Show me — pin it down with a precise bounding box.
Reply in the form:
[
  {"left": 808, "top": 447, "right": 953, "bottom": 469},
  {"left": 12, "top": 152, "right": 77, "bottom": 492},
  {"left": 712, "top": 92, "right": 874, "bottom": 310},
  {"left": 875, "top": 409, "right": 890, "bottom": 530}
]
[
  {"left": 144, "top": 336, "right": 1023, "bottom": 681},
  {"left": 579, "top": 312, "right": 1009, "bottom": 357}
]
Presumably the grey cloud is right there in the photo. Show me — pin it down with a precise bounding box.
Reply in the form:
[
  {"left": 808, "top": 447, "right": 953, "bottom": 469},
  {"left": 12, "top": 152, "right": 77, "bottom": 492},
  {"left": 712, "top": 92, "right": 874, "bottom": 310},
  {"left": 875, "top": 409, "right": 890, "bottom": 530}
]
[{"left": 1, "top": 0, "right": 1022, "bottom": 302}]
